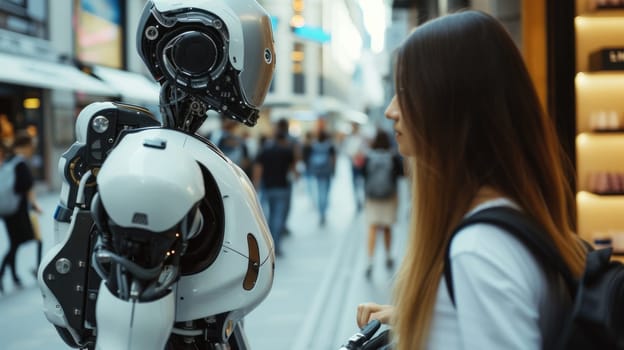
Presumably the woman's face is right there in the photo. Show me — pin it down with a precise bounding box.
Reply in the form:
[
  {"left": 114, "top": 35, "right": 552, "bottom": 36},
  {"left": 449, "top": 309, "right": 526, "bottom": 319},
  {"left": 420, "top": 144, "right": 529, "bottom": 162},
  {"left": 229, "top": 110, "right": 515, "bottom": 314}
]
[{"left": 385, "top": 95, "right": 414, "bottom": 157}]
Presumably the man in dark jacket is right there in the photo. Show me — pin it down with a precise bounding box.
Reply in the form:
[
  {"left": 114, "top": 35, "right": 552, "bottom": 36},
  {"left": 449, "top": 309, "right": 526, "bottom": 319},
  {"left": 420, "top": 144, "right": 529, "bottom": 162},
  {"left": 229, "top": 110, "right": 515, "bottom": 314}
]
[{"left": 253, "top": 127, "right": 296, "bottom": 257}]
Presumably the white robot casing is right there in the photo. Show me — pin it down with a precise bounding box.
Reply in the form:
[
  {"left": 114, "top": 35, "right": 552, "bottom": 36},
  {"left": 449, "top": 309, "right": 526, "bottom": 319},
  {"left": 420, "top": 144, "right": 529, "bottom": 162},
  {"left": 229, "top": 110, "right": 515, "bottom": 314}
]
[
  {"left": 98, "top": 129, "right": 274, "bottom": 322},
  {"left": 39, "top": 103, "right": 275, "bottom": 348},
  {"left": 40, "top": 0, "right": 277, "bottom": 347},
  {"left": 112, "top": 127, "right": 275, "bottom": 321},
  {"left": 94, "top": 128, "right": 274, "bottom": 348}
]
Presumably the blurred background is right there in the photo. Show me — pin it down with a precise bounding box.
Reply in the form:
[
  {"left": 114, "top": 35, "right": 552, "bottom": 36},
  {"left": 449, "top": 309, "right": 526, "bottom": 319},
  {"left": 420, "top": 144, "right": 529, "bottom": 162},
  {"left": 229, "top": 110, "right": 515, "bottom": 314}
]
[
  {"left": 0, "top": 0, "right": 531, "bottom": 189},
  {"left": 0, "top": 0, "right": 620, "bottom": 349}
]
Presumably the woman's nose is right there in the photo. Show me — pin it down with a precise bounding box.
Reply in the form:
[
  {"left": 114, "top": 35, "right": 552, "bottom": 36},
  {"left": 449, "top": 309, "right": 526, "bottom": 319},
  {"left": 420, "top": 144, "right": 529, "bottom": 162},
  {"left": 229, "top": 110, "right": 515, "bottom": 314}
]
[{"left": 385, "top": 96, "right": 399, "bottom": 120}]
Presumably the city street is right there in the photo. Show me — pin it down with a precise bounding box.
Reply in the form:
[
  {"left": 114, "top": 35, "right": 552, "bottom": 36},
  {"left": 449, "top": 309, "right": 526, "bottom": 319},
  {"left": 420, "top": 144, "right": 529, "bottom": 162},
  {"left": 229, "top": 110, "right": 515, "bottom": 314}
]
[{"left": 0, "top": 156, "right": 410, "bottom": 349}]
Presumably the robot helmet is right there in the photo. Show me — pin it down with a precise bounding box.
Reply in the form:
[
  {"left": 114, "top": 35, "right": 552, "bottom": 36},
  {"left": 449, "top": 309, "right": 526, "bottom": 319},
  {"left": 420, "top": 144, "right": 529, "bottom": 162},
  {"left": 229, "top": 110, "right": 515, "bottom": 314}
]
[
  {"left": 96, "top": 132, "right": 205, "bottom": 237},
  {"left": 137, "top": 0, "right": 275, "bottom": 127}
]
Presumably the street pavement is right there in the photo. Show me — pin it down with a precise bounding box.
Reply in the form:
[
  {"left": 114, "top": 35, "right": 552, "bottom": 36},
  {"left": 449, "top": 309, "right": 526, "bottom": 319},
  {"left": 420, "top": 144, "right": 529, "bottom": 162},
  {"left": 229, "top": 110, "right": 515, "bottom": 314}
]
[{"left": 0, "top": 155, "right": 410, "bottom": 349}]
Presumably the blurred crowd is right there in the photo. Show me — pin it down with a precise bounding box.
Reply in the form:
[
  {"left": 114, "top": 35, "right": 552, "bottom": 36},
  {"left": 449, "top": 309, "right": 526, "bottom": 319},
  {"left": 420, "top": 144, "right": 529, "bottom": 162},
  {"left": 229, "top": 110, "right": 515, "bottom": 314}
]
[
  {"left": 201, "top": 116, "right": 403, "bottom": 268},
  {"left": 0, "top": 112, "right": 404, "bottom": 296}
]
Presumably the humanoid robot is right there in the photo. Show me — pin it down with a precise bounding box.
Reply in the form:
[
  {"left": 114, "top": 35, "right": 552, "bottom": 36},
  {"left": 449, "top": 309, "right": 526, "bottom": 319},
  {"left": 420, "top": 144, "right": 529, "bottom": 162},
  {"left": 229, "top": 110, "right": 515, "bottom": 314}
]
[{"left": 37, "top": 1, "right": 276, "bottom": 349}]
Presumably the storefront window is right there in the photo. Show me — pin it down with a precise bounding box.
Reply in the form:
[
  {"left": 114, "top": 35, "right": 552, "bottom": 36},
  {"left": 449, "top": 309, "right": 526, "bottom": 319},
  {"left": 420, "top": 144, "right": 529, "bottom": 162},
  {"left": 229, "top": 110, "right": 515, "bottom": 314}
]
[
  {"left": 0, "top": 0, "right": 48, "bottom": 38},
  {"left": 0, "top": 87, "right": 44, "bottom": 180},
  {"left": 74, "top": 0, "right": 125, "bottom": 69}
]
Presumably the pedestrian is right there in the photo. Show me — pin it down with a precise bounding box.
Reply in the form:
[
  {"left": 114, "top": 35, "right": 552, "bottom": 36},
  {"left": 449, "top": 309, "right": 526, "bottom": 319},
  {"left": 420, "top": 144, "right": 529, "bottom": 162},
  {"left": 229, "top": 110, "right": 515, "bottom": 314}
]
[
  {"left": 240, "top": 130, "right": 259, "bottom": 161},
  {"left": 343, "top": 122, "right": 369, "bottom": 212},
  {"left": 307, "top": 129, "right": 336, "bottom": 226},
  {"left": 209, "top": 115, "right": 251, "bottom": 177},
  {"left": 0, "top": 131, "right": 42, "bottom": 293},
  {"left": 301, "top": 131, "right": 315, "bottom": 202},
  {"left": 362, "top": 128, "right": 402, "bottom": 279},
  {"left": 275, "top": 118, "right": 301, "bottom": 236},
  {"left": 253, "top": 126, "right": 296, "bottom": 257},
  {"left": 355, "top": 11, "right": 586, "bottom": 350}
]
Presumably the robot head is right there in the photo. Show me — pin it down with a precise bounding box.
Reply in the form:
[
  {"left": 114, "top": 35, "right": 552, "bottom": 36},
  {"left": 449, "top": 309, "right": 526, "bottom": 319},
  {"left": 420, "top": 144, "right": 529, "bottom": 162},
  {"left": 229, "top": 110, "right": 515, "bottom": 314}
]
[{"left": 137, "top": 0, "right": 275, "bottom": 129}]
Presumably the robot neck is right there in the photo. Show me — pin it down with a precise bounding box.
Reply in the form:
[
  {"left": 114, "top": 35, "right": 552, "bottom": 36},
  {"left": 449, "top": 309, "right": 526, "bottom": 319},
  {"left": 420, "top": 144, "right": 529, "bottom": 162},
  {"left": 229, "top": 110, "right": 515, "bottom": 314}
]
[{"left": 159, "top": 82, "right": 210, "bottom": 133}]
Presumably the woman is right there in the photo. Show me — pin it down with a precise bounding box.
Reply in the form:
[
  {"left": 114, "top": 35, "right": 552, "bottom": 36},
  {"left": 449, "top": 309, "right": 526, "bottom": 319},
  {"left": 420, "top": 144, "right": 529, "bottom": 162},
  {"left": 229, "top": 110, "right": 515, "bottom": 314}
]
[
  {"left": 356, "top": 10, "right": 586, "bottom": 350},
  {"left": 0, "top": 131, "right": 41, "bottom": 293},
  {"left": 362, "top": 128, "right": 402, "bottom": 278}
]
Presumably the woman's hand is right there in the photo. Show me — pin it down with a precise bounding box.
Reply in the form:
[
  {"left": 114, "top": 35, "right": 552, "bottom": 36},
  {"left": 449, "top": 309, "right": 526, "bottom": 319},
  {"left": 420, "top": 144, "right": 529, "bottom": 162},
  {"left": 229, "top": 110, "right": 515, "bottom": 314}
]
[{"left": 356, "top": 303, "right": 394, "bottom": 328}]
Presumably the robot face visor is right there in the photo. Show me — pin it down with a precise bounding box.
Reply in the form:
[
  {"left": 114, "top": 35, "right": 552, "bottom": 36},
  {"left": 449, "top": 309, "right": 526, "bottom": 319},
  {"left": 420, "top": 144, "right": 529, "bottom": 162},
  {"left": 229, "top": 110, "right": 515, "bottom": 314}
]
[
  {"left": 138, "top": 1, "right": 275, "bottom": 127},
  {"left": 151, "top": 9, "right": 229, "bottom": 90}
]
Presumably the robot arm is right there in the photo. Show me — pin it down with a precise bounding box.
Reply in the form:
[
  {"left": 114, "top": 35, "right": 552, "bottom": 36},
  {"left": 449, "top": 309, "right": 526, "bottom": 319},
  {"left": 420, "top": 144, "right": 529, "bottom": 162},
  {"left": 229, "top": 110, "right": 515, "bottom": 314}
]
[{"left": 38, "top": 103, "right": 160, "bottom": 348}]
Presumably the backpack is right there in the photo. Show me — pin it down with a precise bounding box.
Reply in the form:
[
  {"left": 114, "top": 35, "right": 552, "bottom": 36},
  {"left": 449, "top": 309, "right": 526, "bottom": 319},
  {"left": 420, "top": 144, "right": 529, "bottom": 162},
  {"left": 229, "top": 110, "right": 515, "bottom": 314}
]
[
  {"left": 444, "top": 206, "right": 624, "bottom": 350},
  {"left": 308, "top": 141, "right": 333, "bottom": 176},
  {"left": 0, "top": 155, "right": 23, "bottom": 217},
  {"left": 364, "top": 150, "right": 395, "bottom": 199}
]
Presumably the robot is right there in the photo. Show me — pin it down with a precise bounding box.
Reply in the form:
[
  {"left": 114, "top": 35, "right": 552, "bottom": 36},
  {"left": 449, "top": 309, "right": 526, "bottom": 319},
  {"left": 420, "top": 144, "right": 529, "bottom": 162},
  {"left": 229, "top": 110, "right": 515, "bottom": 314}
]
[{"left": 37, "top": 1, "right": 276, "bottom": 349}]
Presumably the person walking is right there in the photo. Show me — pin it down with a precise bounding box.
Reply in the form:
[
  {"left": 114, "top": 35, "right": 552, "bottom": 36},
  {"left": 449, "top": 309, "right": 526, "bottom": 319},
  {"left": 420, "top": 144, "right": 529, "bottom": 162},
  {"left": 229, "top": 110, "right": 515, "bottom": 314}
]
[
  {"left": 301, "top": 131, "right": 315, "bottom": 202},
  {"left": 343, "top": 122, "right": 369, "bottom": 212},
  {"left": 0, "top": 131, "right": 42, "bottom": 293},
  {"left": 362, "top": 129, "right": 403, "bottom": 279},
  {"left": 209, "top": 115, "right": 252, "bottom": 177},
  {"left": 253, "top": 127, "right": 296, "bottom": 257},
  {"left": 355, "top": 11, "right": 586, "bottom": 350},
  {"left": 275, "top": 118, "right": 300, "bottom": 236},
  {"left": 307, "top": 129, "right": 336, "bottom": 226}
]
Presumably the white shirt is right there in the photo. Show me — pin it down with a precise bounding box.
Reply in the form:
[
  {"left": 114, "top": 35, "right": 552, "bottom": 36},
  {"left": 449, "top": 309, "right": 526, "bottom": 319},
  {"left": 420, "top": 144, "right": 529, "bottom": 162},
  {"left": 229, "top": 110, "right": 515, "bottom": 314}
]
[
  {"left": 426, "top": 198, "right": 563, "bottom": 350},
  {"left": 342, "top": 132, "right": 368, "bottom": 159}
]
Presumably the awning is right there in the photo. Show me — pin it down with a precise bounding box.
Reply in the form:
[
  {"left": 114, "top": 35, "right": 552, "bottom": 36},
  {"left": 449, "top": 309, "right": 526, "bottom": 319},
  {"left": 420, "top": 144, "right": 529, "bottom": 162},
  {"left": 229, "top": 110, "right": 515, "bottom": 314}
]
[
  {"left": 0, "top": 52, "right": 117, "bottom": 96},
  {"left": 92, "top": 65, "right": 161, "bottom": 105}
]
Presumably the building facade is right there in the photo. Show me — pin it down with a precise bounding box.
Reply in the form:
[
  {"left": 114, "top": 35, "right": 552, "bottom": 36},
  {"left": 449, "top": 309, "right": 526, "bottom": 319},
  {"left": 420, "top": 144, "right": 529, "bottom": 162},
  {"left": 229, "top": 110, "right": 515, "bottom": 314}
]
[{"left": 0, "top": 0, "right": 409, "bottom": 188}]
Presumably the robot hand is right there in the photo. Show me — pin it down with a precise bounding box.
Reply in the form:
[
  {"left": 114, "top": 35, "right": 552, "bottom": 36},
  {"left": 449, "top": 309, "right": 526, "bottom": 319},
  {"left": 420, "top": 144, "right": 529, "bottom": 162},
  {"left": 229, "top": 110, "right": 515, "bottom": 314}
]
[{"left": 38, "top": 1, "right": 276, "bottom": 349}]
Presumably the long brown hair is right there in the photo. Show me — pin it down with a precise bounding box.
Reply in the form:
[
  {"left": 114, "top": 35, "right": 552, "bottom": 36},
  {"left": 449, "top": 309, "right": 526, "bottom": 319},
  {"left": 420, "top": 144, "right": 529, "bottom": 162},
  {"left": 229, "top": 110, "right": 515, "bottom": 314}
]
[{"left": 392, "top": 11, "right": 585, "bottom": 349}]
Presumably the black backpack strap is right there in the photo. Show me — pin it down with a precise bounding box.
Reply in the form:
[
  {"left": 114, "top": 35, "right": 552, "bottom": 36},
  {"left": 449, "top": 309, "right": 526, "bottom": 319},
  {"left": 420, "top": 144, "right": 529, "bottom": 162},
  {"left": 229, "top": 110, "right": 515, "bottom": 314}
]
[{"left": 444, "top": 206, "right": 576, "bottom": 306}]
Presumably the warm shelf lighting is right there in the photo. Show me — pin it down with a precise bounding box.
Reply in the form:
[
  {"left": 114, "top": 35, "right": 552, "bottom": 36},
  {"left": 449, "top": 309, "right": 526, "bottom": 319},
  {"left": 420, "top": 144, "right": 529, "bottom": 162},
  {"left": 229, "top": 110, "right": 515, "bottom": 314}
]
[
  {"left": 575, "top": 71, "right": 624, "bottom": 86},
  {"left": 23, "top": 98, "right": 40, "bottom": 109},
  {"left": 576, "top": 132, "right": 590, "bottom": 147},
  {"left": 577, "top": 190, "right": 593, "bottom": 200},
  {"left": 290, "top": 14, "right": 305, "bottom": 28},
  {"left": 291, "top": 50, "right": 304, "bottom": 62},
  {"left": 575, "top": 15, "right": 624, "bottom": 28},
  {"left": 293, "top": 0, "right": 304, "bottom": 12}
]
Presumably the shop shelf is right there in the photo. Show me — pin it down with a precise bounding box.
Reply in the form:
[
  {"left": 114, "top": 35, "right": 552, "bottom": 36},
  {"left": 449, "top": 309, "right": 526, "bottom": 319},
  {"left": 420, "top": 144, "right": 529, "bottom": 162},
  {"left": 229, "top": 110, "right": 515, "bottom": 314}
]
[{"left": 577, "top": 191, "right": 624, "bottom": 241}]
